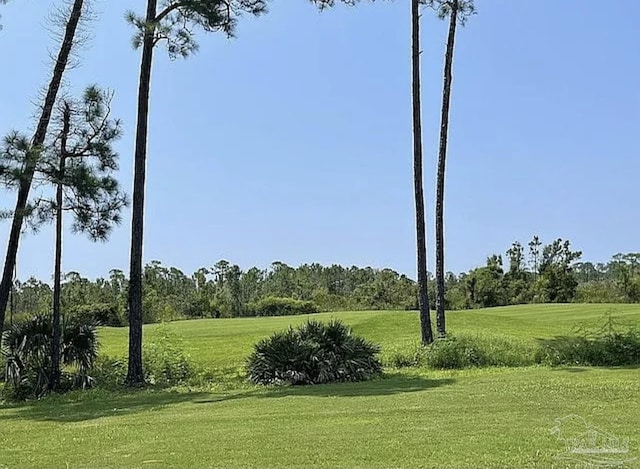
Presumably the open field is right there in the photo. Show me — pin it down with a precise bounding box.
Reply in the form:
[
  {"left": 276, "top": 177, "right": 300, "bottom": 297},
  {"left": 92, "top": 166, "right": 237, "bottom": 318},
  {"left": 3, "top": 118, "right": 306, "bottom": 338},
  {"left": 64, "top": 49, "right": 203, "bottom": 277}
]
[{"left": 1, "top": 304, "right": 639, "bottom": 468}]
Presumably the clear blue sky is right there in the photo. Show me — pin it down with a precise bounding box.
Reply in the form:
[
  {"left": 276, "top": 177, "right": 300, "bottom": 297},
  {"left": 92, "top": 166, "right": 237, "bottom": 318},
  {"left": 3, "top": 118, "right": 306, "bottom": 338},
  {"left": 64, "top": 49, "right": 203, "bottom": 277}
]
[{"left": 1, "top": 0, "right": 639, "bottom": 281}]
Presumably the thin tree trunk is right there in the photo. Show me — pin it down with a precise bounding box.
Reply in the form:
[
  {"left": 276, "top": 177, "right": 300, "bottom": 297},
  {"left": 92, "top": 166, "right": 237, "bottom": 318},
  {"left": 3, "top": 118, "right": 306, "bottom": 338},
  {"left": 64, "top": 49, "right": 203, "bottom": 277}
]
[
  {"left": 0, "top": 0, "right": 84, "bottom": 336},
  {"left": 411, "top": 0, "right": 433, "bottom": 345},
  {"left": 50, "top": 104, "right": 71, "bottom": 392},
  {"left": 9, "top": 265, "right": 15, "bottom": 326},
  {"left": 435, "top": 0, "right": 459, "bottom": 339},
  {"left": 126, "top": 0, "right": 157, "bottom": 386}
]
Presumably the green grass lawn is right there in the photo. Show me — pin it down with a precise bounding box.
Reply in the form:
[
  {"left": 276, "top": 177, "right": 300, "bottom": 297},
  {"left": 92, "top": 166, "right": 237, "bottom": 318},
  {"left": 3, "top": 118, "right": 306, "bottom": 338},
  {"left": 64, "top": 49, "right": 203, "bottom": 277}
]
[{"left": 1, "top": 304, "right": 639, "bottom": 468}]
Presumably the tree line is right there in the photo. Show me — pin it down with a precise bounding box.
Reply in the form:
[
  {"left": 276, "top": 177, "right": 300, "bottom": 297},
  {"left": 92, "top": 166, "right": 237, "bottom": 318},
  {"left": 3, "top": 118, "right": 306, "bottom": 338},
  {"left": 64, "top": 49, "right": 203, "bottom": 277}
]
[
  {"left": 6, "top": 261, "right": 419, "bottom": 325},
  {"left": 433, "top": 241, "right": 640, "bottom": 309},
  {"left": 6, "top": 239, "right": 640, "bottom": 327},
  {"left": 1, "top": 0, "right": 475, "bottom": 389}
]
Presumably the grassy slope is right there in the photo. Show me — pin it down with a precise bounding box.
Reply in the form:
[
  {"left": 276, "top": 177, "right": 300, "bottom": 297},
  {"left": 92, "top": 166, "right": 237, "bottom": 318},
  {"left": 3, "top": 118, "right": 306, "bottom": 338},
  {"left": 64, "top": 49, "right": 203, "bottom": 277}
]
[
  {"left": 1, "top": 304, "right": 640, "bottom": 469},
  {"left": 99, "top": 303, "right": 640, "bottom": 369}
]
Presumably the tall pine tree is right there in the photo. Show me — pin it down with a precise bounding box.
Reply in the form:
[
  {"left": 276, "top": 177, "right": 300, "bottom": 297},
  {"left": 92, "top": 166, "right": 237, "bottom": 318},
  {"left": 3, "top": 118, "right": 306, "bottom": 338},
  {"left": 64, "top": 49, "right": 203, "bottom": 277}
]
[
  {"left": 429, "top": 0, "right": 474, "bottom": 338},
  {"left": 124, "top": 0, "right": 269, "bottom": 385},
  {"left": 0, "top": 86, "right": 127, "bottom": 390}
]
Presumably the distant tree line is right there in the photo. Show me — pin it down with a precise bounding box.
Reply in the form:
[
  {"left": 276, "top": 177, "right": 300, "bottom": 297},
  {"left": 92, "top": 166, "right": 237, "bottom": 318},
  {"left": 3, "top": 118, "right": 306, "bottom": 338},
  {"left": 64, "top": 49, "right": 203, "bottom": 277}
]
[
  {"left": 438, "top": 238, "right": 640, "bottom": 309},
  {"left": 5, "top": 237, "right": 640, "bottom": 327},
  {"left": 6, "top": 260, "right": 418, "bottom": 326}
]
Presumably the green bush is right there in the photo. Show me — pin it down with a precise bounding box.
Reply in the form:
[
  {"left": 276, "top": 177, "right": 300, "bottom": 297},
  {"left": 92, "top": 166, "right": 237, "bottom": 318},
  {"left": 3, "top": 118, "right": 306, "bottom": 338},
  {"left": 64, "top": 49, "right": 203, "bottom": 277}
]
[
  {"left": 92, "top": 356, "right": 127, "bottom": 388},
  {"left": 69, "top": 303, "right": 123, "bottom": 327},
  {"left": 424, "top": 337, "right": 483, "bottom": 369},
  {"left": 248, "top": 296, "right": 319, "bottom": 317},
  {"left": 383, "top": 341, "right": 427, "bottom": 368},
  {"left": 247, "top": 319, "right": 382, "bottom": 385},
  {"left": 424, "top": 334, "right": 537, "bottom": 369},
  {"left": 94, "top": 325, "right": 206, "bottom": 389},
  {"left": 574, "top": 281, "right": 626, "bottom": 303},
  {"left": 536, "top": 315, "right": 640, "bottom": 366},
  {"left": 184, "top": 296, "right": 214, "bottom": 318},
  {"left": 143, "top": 324, "right": 196, "bottom": 386}
]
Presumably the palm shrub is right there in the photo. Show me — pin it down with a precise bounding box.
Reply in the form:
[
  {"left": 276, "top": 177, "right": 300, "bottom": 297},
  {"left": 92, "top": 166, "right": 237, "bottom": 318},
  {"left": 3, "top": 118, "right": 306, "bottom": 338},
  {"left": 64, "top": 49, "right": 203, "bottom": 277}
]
[
  {"left": 247, "top": 319, "right": 382, "bottom": 385},
  {"left": 3, "top": 316, "right": 51, "bottom": 396},
  {"left": 2, "top": 315, "right": 98, "bottom": 398}
]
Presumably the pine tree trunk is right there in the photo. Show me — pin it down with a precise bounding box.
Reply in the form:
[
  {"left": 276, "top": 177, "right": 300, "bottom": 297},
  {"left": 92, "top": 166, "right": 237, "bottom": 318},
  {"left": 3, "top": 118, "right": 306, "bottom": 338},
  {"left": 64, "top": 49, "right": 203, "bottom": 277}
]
[
  {"left": 9, "top": 265, "right": 15, "bottom": 326},
  {"left": 50, "top": 104, "right": 71, "bottom": 392},
  {"left": 412, "top": 0, "right": 433, "bottom": 345},
  {"left": 435, "top": 0, "right": 459, "bottom": 339},
  {"left": 0, "top": 0, "right": 84, "bottom": 336},
  {"left": 126, "top": 0, "right": 157, "bottom": 386}
]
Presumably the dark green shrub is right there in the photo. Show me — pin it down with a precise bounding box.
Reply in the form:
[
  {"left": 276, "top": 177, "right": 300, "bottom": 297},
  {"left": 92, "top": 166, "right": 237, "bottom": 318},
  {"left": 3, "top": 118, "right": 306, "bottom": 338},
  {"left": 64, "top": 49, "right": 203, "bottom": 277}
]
[
  {"left": 69, "top": 303, "right": 123, "bottom": 327},
  {"left": 386, "top": 350, "right": 425, "bottom": 368},
  {"left": 248, "top": 296, "right": 319, "bottom": 317},
  {"left": 2, "top": 315, "right": 98, "bottom": 398},
  {"left": 574, "top": 281, "right": 626, "bottom": 303},
  {"left": 92, "top": 356, "right": 127, "bottom": 388},
  {"left": 184, "top": 296, "right": 214, "bottom": 318},
  {"left": 424, "top": 334, "right": 536, "bottom": 369},
  {"left": 247, "top": 319, "right": 382, "bottom": 385},
  {"left": 424, "top": 336, "right": 484, "bottom": 369},
  {"left": 383, "top": 342, "right": 427, "bottom": 368}
]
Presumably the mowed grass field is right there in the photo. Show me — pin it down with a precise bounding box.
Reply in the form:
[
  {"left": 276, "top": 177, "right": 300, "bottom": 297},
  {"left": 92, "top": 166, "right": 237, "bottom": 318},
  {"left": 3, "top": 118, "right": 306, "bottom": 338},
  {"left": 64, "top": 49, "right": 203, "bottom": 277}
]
[
  {"left": 1, "top": 304, "right": 639, "bottom": 468},
  {"left": 99, "top": 303, "right": 640, "bottom": 370}
]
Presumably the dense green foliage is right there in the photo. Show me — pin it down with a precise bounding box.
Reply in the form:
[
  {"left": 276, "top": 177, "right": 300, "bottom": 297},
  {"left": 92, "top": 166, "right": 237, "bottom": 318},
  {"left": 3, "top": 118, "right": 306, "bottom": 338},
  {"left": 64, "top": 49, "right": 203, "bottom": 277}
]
[
  {"left": 69, "top": 303, "right": 122, "bottom": 327},
  {"left": 441, "top": 239, "right": 640, "bottom": 309},
  {"left": 536, "top": 314, "right": 640, "bottom": 366},
  {"left": 1, "top": 315, "right": 98, "bottom": 398},
  {"left": 443, "top": 237, "right": 584, "bottom": 308},
  {"left": 247, "top": 319, "right": 382, "bottom": 385},
  {"left": 248, "top": 296, "right": 319, "bottom": 316},
  {"left": 387, "top": 334, "right": 537, "bottom": 369},
  {"left": 424, "top": 335, "right": 532, "bottom": 369}
]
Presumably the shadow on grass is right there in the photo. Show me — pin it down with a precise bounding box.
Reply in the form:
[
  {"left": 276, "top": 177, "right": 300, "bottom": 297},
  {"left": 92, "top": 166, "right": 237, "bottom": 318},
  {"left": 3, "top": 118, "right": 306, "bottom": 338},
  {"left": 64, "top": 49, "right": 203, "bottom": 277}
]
[
  {"left": 263, "top": 375, "right": 454, "bottom": 398},
  {"left": 1, "top": 374, "right": 454, "bottom": 422},
  {"left": 606, "top": 364, "right": 640, "bottom": 370},
  {"left": 194, "top": 374, "right": 455, "bottom": 404},
  {"left": 0, "top": 389, "right": 211, "bottom": 423},
  {"left": 549, "top": 364, "right": 640, "bottom": 372},
  {"left": 550, "top": 367, "right": 590, "bottom": 373}
]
